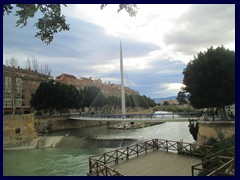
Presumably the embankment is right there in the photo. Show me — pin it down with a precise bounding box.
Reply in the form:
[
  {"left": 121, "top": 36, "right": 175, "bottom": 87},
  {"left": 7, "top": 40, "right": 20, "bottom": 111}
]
[{"left": 35, "top": 115, "right": 106, "bottom": 132}]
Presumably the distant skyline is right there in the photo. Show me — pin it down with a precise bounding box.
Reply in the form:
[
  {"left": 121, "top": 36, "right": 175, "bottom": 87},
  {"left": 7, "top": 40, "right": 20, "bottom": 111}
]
[{"left": 3, "top": 4, "right": 235, "bottom": 98}]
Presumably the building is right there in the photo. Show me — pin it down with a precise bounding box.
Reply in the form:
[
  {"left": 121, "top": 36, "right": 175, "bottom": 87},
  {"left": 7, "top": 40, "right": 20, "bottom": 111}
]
[
  {"left": 56, "top": 73, "right": 139, "bottom": 97},
  {"left": 3, "top": 65, "right": 52, "bottom": 115}
]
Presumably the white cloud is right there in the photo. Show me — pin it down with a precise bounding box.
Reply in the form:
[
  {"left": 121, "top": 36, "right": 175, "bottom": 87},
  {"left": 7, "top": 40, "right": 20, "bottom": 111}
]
[{"left": 161, "top": 83, "right": 185, "bottom": 91}]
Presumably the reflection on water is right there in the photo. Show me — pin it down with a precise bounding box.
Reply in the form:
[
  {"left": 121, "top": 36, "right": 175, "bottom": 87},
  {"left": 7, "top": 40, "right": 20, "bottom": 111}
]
[{"left": 4, "top": 121, "right": 193, "bottom": 176}]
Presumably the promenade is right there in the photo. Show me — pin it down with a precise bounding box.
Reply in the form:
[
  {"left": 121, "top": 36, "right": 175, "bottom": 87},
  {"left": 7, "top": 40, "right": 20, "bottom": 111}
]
[{"left": 111, "top": 151, "right": 201, "bottom": 176}]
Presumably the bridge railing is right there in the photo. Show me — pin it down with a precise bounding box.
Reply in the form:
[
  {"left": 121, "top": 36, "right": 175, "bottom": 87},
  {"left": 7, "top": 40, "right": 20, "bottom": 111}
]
[
  {"left": 88, "top": 138, "right": 212, "bottom": 176},
  {"left": 70, "top": 112, "right": 202, "bottom": 120}
]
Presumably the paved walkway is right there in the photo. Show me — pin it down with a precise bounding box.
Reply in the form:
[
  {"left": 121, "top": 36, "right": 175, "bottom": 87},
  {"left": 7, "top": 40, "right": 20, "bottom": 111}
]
[{"left": 111, "top": 151, "right": 201, "bottom": 176}]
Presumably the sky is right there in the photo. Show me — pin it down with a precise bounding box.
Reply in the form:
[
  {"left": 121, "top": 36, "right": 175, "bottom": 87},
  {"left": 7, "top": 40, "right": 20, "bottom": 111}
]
[{"left": 3, "top": 4, "right": 235, "bottom": 99}]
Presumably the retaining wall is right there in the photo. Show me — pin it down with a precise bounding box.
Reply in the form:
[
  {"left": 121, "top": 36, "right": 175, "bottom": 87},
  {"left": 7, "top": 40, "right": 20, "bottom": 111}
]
[{"left": 197, "top": 121, "right": 235, "bottom": 145}]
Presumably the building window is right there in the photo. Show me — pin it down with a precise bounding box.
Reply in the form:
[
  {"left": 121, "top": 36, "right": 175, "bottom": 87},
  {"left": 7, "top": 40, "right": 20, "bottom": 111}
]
[
  {"left": 4, "top": 99, "right": 12, "bottom": 107},
  {"left": 15, "top": 77, "right": 22, "bottom": 98},
  {"left": 15, "top": 99, "right": 22, "bottom": 107},
  {"left": 4, "top": 76, "right": 12, "bottom": 98},
  {"left": 15, "top": 128, "right": 21, "bottom": 134}
]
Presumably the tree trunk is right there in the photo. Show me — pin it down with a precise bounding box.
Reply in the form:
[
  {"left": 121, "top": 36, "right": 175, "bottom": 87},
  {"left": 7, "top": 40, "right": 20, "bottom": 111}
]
[
  {"left": 212, "top": 108, "right": 215, "bottom": 121},
  {"left": 219, "top": 106, "right": 228, "bottom": 121}
]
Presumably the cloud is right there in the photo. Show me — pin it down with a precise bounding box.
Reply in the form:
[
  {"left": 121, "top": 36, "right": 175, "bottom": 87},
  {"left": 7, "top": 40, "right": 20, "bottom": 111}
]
[
  {"left": 3, "top": 4, "right": 234, "bottom": 99},
  {"left": 163, "top": 4, "right": 235, "bottom": 62}
]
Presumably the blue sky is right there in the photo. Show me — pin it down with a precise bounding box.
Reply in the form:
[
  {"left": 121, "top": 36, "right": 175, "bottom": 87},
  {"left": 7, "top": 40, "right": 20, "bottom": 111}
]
[{"left": 3, "top": 4, "right": 235, "bottom": 98}]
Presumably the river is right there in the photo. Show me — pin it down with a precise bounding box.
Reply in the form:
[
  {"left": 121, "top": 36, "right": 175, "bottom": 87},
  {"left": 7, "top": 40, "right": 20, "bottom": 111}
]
[{"left": 4, "top": 113, "right": 194, "bottom": 176}]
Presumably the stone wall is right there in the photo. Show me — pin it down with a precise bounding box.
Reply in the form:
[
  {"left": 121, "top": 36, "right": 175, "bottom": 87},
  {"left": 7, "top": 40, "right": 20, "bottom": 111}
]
[
  {"left": 3, "top": 114, "right": 37, "bottom": 147},
  {"left": 3, "top": 114, "right": 106, "bottom": 148},
  {"left": 197, "top": 121, "right": 235, "bottom": 145},
  {"left": 35, "top": 115, "right": 106, "bottom": 133}
]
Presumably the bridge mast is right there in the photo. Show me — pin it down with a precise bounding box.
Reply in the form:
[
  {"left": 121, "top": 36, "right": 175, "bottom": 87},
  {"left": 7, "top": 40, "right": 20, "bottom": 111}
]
[{"left": 120, "top": 42, "right": 126, "bottom": 115}]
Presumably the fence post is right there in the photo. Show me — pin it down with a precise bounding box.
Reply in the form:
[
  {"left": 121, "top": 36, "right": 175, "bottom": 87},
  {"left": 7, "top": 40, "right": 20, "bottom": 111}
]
[
  {"left": 137, "top": 144, "right": 139, "bottom": 157},
  {"left": 126, "top": 147, "right": 129, "bottom": 160},
  {"left": 104, "top": 153, "right": 106, "bottom": 164},
  {"left": 115, "top": 149, "right": 118, "bottom": 164},
  {"left": 166, "top": 140, "right": 168, "bottom": 152},
  {"left": 145, "top": 141, "right": 147, "bottom": 154},
  {"left": 190, "top": 144, "right": 192, "bottom": 157},
  {"left": 96, "top": 162, "right": 99, "bottom": 176},
  {"left": 89, "top": 158, "right": 92, "bottom": 175},
  {"left": 177, "top": 142, "right": 180, "bottom": 154},
  {"left": 155, "top": 139, "right": 159, "bottom": 150},
  {"left": 105, "top": 165, "right": 108, "bottom": 176},
  {"left": 191, "top": 166, "right": 194, "bottom": 176}
]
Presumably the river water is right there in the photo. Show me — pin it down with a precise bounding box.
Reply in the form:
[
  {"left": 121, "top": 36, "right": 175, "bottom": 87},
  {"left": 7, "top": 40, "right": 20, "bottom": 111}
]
[{"left": 4, "top": 113, "right": 194, "bottom": 176}]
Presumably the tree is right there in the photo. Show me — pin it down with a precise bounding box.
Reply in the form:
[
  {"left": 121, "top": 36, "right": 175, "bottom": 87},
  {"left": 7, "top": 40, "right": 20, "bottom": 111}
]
[
  {"left": 183, "top": 46, "right": 235, "bottom": 120},
  {"left": 163, "top": 101, "right": 169, "bottom": 106},
  {"left": 176, "top": 91, "right": 188, "bottom": 105},
  {"left": 6, "top": 57, "right": 18, "bottom": 68},
  {"left": 4, "top": 4, "right": 138, "bottom": 45},
  {"left": 30, "top": 80, "right": 82, "bottom": 115},
  {"left": 26, "top": 58, "right": 31, "bottom": 70},
  {"left": 80, "top": 86, "right": 103, "bottom": 112},
  {"left": 100, "top": 4, "right": 138, "bottom": 17},
  {"left": 32, "top": 57, "right": 39, "bottom": 71},
  {"left": 25, "top": 57, "right": 39, "bottom": 71}
]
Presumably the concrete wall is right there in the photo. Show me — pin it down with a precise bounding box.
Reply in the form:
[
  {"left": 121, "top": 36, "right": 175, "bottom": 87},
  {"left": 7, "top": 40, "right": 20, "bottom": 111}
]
[
  {"left": 35, "top": 116, "right": 105, "bottom": 133},
  {"left": 197, "top": 121, "right": 235, "bottom": 145},
  {"left": 3, "top": 114, "right": 37, "bottom": 147}
]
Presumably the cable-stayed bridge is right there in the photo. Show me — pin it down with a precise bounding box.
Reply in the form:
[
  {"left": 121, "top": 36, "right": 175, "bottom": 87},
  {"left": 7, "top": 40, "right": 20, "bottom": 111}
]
[{"left": 69, "top": 43, "right": 200, "bottom": 123}]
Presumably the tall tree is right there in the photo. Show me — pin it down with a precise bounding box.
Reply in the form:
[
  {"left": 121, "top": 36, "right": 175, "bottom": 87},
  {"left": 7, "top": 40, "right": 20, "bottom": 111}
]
[
  {"left": 26, "top": 57, "right": 31, "bottom": 70},
  {"left": 176, "top": 91, "right": 188, "bottom": 105},
  {"left": 30, "top": 80, "right": 82, "bottom": 115},
  {"left": 183, "top": 46, "right": 235, "bottom": 120},
  {"left": 32, "top": 57, "right": 39, "bottom": 71},
  {"left": 80, "top": 86, "right": 103, "bottom": 112},
  {"left": 4, "top": 4, "right": 138, "bottom": 44},
  {"left": 6, "top": 57, "right": 18, "bottom": 68}
]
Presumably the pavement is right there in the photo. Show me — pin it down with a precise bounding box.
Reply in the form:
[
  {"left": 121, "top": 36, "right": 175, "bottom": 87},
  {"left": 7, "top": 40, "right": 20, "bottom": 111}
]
[{"left": 111, "top": 151, "right": 201, "bottom": 176}]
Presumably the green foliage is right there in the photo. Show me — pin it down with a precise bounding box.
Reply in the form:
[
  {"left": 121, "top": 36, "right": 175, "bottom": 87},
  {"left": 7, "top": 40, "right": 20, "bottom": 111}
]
[
  {"left": 204, "top": 132, "right": 235, "bottom": 153},
  {"left": 176, "top": 91, "right": 188, "bottom": 105},
  {"left": 100, "top": 105, "right": 115, "bottom": 114},
  {"left": 80, "top": 86, "right": 103, "bottom": 110},
  {"left": 183, "top": 46, "right": 235, "bottom": 110},
  {"left": 194, "top": 132, "right": 235, "bottom": 160},
  {"left": 152, "top": 105, "right": 200, "bottom": 113},
  {"left": 126, "top": 94, "right": 156, "bottom": 108},
  {"left": 4, "top": 4, "right": 137, "bottom": 44},
  {"left": 4, "top": 4, "right": 70, "bottom": 45},
  {"left": 30, "top": 80, "right": 82, "bottom": 115},
  {"left": 101, "top": 4, "right": 138, "bottom": 17},
  {"left": 163, "top": 101, "right": 169, "bottom": 106}
]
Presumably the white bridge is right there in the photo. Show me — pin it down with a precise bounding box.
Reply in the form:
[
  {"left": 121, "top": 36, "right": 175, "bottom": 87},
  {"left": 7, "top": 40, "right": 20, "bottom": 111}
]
[{"left": 69, "top": 112, "right": 201, "bottom": 123}]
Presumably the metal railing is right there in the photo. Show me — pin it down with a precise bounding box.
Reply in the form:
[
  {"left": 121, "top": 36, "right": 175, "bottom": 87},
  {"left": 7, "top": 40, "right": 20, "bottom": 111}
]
[{"left": 70, "top": 112, "right": 202, "bottom": 121}]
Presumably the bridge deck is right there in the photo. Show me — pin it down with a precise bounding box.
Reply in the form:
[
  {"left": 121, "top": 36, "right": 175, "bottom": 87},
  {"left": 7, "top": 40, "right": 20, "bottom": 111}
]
[
  {"left": 69, "top": 116, "right": 199, "bottom": 122},
  {"left": 111, "top": 151, "right": 201, "bottom": 176}
]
